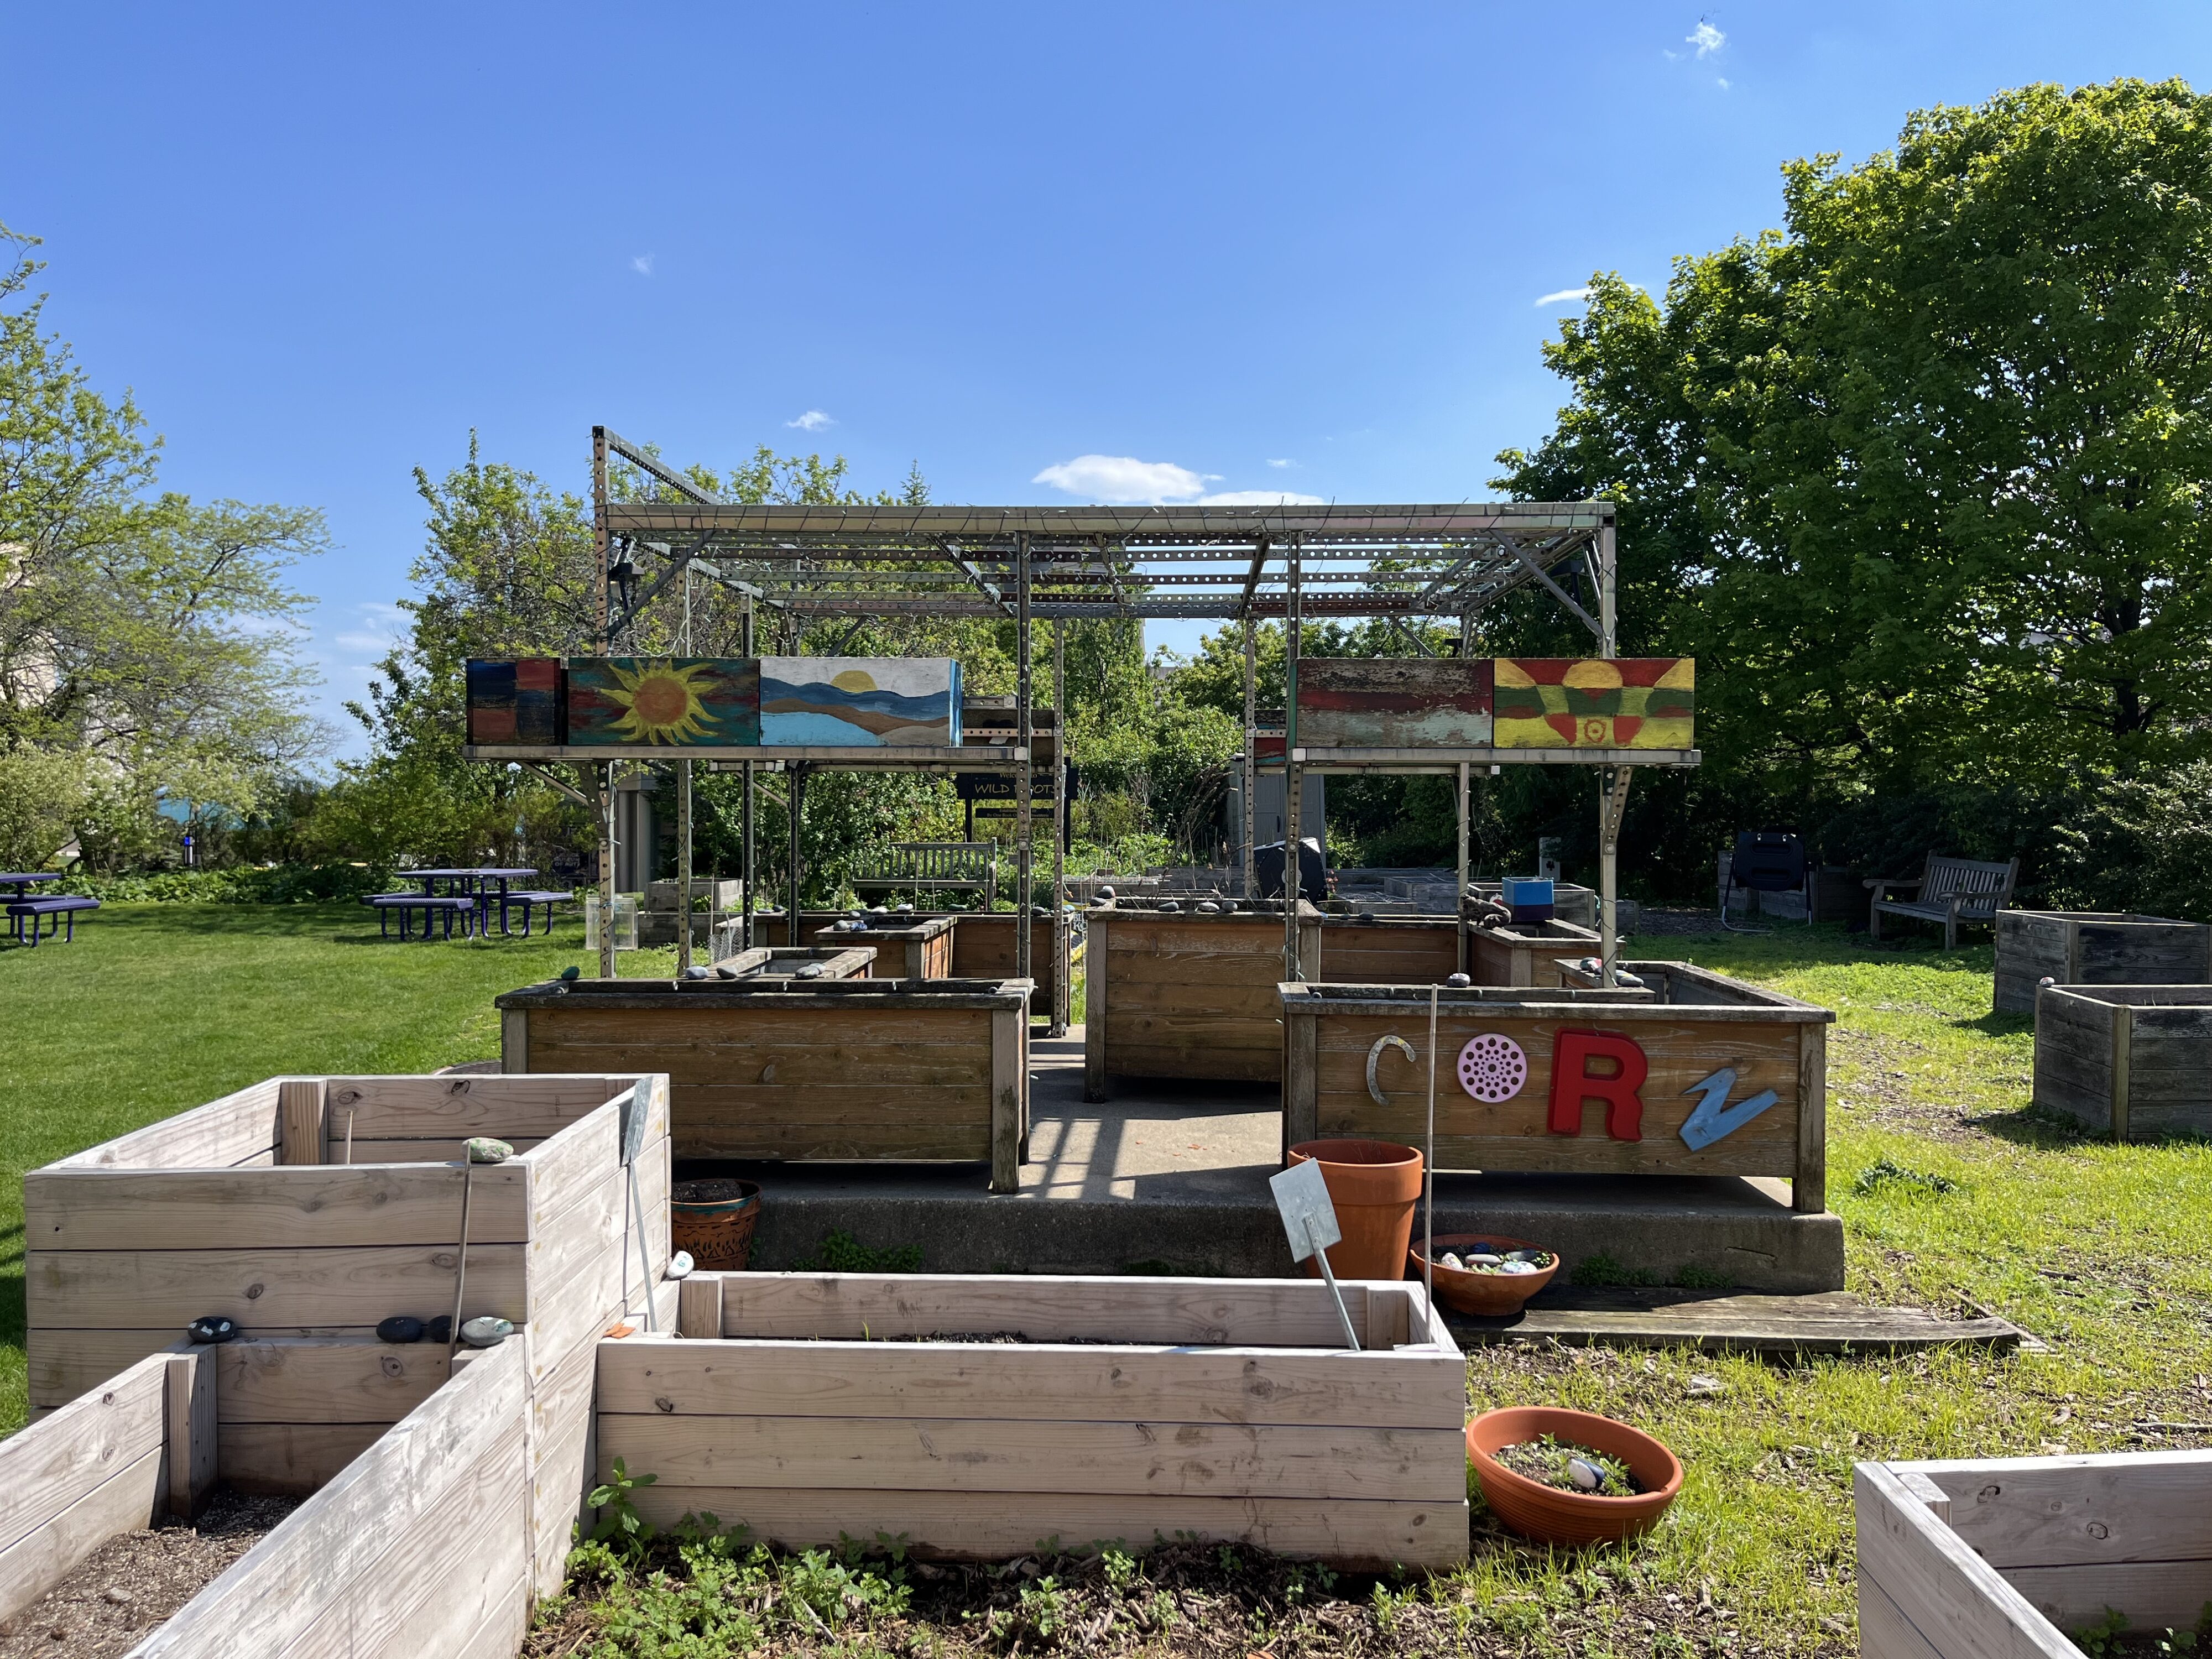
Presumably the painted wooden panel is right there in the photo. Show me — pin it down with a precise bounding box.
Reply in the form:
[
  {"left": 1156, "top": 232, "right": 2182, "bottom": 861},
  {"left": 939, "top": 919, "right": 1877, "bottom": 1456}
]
[
  {"left": 1296, "top": 659, "right": 1493, "bottom": 747},
  {"left": 760, "top": 656, "right": 961, "bottom": 747},
  {"left": 1493, "top": 658, "right": 1694, "bottom": 749},
  {"left": 567, "top": 657, "right": 760, "bottom": 746},
  {"left": 465, "top": 656, "right": 562, "bottom": 745}
]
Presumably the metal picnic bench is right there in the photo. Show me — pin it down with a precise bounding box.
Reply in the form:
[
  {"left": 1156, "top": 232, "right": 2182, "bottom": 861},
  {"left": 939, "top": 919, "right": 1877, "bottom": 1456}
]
[
  {"left": 2, "top": 873, "right": 98, "bottom": 947},
  {"left": 850, "top": 842, "right": 1000, "bottom": 908},
  {"left": 1866, "top": 852, "right": 2020, "bottom": 948}
]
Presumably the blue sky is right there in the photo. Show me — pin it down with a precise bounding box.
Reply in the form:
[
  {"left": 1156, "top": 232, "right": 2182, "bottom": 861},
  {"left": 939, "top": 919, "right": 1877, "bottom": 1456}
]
[{"left": 11, "top": 3, "right": 2209, "bottom": 758}]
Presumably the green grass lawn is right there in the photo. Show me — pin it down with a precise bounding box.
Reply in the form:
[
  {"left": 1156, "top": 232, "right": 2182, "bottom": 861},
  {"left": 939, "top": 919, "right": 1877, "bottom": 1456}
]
[{"left": 6, "top": 910, "right": 2209, "bottom": 1655}]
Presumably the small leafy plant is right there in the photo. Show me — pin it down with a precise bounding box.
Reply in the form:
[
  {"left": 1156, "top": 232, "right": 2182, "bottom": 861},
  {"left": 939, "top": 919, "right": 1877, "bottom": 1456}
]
[
  {"left": 1854, "top": 1156, "right": 1961, "bottom": 1197},
  {"left": 587, "top": 1457, "right": 658, "bottom": 1562}
]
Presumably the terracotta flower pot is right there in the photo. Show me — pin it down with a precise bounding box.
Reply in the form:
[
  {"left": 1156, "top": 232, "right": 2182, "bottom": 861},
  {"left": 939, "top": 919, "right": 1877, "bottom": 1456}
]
[
  {"left": 670, "top": 1178, "right": 763, "bottom": 1271},
  {"left": 1412, "top": 1233, "right": 1560, "bottom": 1317},
  {"left": 1286, "top": 1139, "right": 1422, "bottom": 1281},
  {"left": 1466, "top": 1407, "right": 1683, "bottom": 1546}
]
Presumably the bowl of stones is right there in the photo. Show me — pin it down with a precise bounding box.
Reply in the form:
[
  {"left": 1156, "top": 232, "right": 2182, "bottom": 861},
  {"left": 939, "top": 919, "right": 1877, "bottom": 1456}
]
[
  {"left": 1465, "top": 1407, "right": 1683, "bottom": 1545},
  {"left": 1411, "top": 1233, "right": 1559, "bottom": 1317}
]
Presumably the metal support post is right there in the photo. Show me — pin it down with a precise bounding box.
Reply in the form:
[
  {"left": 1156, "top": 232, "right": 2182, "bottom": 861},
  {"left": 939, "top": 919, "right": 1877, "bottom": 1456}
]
[
  {"left": 598, "top": 763, "right": 617, "bottom": 979},
  {"left": 675, "top": 761, "right": 693, "bottom": 972},
  {"left": 1456, "top": 760, "right": 1471, "bottom": 977},
  {"left": 1599, "top": 765, "right": 1632, "bottom": 989},
  {"left": 1051, "top": 619, "right": 1068, "bottom": 1036},
  {"left": 1241, "top": 615, "right": 1258, "bottom": 900},
  {"left": 1282, "top": 536, "right": 1303, "bottom": 980},
  {"left": 1596, "top": 515, "right": 1622, "bottom": 987},
  {"left": 591, "top": 427, "right": 611, "bottom": 655},
  {"left": 1015, "top": 534, "right": 1034, "bottom": 995},
  {"left": 740, "top": 593, "right": 755, "bottom": 952},
  {"left": 786, "top": 763, "right": 805, "bottom": 947}
]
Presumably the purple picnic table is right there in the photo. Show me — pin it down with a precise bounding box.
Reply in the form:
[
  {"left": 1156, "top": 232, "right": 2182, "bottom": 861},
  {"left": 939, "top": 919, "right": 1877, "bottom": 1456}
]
[
  {"left": 393, "top": 867, "right": 544, "bottom": 936},
  {"left": 3, "top": 873, "right": 96, "bottom": 947}
]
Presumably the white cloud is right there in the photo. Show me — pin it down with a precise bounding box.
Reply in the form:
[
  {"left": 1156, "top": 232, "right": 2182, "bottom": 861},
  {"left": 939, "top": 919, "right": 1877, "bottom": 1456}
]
[
  {"left": 1718, "top": 76, "right": 1731, "bottom": 89},
  {"left": 1688, "top": 20, "right": 1724, "bottom": 56},
  {"left": 1196, "top": 489, "right": 1327, "bottom": 507},
  {"left": 1536, "top": 286, "right": 1594, "bottom": 306},
  {"left": 786, "top": 410, "right": 834, "bottom": 431},
  {"left": 1033, "top": 455, "right": 1208, "bottom": 503},
  {"left": 1266, "top": 457, "right": 1294, "bottom": 468},
  {"left": 631, "top": 253, "right": 654, "bottom": 276}
]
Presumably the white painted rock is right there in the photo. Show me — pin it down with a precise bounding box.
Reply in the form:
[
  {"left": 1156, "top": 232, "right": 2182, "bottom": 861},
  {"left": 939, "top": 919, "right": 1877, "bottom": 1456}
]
[{"left": 1567, "top": 1457, "right": 1603, "bottom": 1491}]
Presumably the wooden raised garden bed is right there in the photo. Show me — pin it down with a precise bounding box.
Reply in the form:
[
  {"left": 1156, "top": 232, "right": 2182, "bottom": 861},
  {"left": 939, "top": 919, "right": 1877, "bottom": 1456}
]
[
  {"left": 1317, "top": 914, "right": 1461, "bottom": 985},
  {"left": 1467, "top": 917, "right": 1603, "bottom": 988},
  {"left": 1086, "top": 899, "right": 1324, "bottom": 1094},
  {"left": 712, "top": 943, "right": 878, "bottom": 979},
  {"left": 1856, "top": 1449, "right": 2212, "bottom": 1657},
  {"left": 604, "top": 1271, "right": 1469, "bottom": 1569},
  {"left": 24, "top": 1071, "right": 672, "bottom": 1595},
  {"left": 500, "top": 977, "right": 1033, "bottom": 1191},
  {"left": 1995, "top": 910, "right": 2212, "bottom": 1014},
  {"left": 2033, "top": 983, "right": 2212, "bottom": 1139},
  {"left": 808, "top": 915, "right": 956, "bottom": 978},
  {"left": 1280, "top": 964, "right": 1833, "bottom": 1211}
]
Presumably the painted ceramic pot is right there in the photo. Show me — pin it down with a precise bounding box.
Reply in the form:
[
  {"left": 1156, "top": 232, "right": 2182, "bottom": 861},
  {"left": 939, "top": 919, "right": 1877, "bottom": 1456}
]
[{"left": 1466, "top": 1406, "right": 1683, "bottom": 1545}]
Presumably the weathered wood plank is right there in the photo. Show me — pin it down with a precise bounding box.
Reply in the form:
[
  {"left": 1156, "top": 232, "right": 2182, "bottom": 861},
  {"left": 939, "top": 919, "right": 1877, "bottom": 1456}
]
[
  {"left": 714, "top": 1274, "right": 1394, "bottom": 1347},
  {"left": 165, "top": 1348, "right": 218, "bottom": 1520},
  {"left": 279, "top": 1079, "right": 326, "bottom": 1166},
  {"left": 1859, "top": 1573, "right": 1948, "bottom": 1659},
  {"left": 0, "top": 1353, "right": 167, "bottom": 1561},
  {"left": 990, "top": 1006, "right": 1022, "bottom": 1194},
  {"left": 219, "top": 1423, "right": 390, "bottom": 1495},
  {"left": 596, "top": 1334, "right": 1464, "bottom": 1428},
  {"left": 1898, "top": 1449, "right": 2212, "bottom": 1569},
  {"left": 1853, "top": 1463, "right": 2077, "bottom": 1659},
  {"left": 324, "top": 1073, "right": 637, "bottom": 1141},
  {"left": 51, "top": 1077, "right": 282, "bottom": 1170},
  {"left": 215, "top": 1338, "right": 451, "bottom": 1425},
  {"left": 601, "top": 1413, "right": 1464, "bottom": 1501},
  {"left": 137, "top": 1341, "right": 529, "bottom": 1659},
  {"left": 1453, "top": 1290, "right": 2028, "bottom": 1354},
  {"left": 24, "top": 1164, "right": 525, "bottom": 1251},
  {"left": 673, "top": 1123, "right": 992, "bottom": 1160},
  {"left": 1796, "top": 1020, "right": 1827, "bottom": 1213},
  {"left": 27, "top": 1243, "right": 525, "bottom": 1328},
  {"left": 618, "top": 1483, "right": 1467, "bottom": 1570},
  {"left": 2003, "top": 1561, "right": 2212, "bottom": 1636}
]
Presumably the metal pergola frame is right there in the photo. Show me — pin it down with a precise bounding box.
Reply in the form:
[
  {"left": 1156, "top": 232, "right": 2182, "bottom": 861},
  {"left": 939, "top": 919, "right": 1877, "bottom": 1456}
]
[{"left": 465, "top": 427, "right": 1695, "bottom": 993}]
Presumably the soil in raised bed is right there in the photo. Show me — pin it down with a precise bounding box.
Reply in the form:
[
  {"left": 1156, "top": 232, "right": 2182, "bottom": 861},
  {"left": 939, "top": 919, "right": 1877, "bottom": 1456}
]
[{"left": 0, "top": 1488, "right": 297, "bottom": 1659}]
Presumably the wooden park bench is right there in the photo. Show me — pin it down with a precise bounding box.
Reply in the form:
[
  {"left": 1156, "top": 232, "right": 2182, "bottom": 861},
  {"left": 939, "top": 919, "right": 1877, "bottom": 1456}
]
[
  {"left": 851, "top": 842, "right": 999, "bottom": 907},
  {"left": 7, "top": 895, "right": 99, "bottom": 946},
  {"left": 1866, "top": 853, "right": 2020, "bottom": 948}
]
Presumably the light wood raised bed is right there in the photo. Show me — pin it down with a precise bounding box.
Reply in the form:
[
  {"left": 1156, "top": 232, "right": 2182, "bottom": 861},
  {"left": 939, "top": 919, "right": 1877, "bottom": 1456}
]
[
  {"left": 0, "top": 1338, "right": 540, "bottom": 1658},
  {"left": 1995, "top": 910, "right": 2212, "bottom": 1014},
  {"left": 500, "top": 977, "right": 1033, "bottom": 1191},
  {"left": 1317, "top": 915, "right": 1461, "bottom": 985},
  {"left": 24, "top": 1071, "right": 672, "bottom": 1593},
  {"left": 1086, "top": 900, "right": 1323, "bottom": 1094},
  {"left": 1467, "top": 917, "right": 1603, "bottom": 987},
  {"left": 808, "top": 916, "right": 957, "bottom": 978},
  {"left": 1856, "top": 1450, "right": 2212, "bottom": 1657},
  {"left": 1280, "top": 964, "right": 1833, "bottom": 1211},
  {"left": 2033, "top": 983, "right": 2212, "bottom": 1139},
  {"left": 607, "top": 1271, "right": 1469, "bottom": 1569}
]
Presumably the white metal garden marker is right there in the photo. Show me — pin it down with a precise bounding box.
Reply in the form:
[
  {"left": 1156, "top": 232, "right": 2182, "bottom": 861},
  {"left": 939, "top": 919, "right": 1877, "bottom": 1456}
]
[{"left": 1268, "top": 1159, "right": 1360, "bottom": 1352}]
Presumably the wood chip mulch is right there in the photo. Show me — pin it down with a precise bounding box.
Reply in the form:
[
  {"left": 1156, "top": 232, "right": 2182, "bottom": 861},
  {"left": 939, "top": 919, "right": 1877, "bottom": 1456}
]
[{"left": 0, "top": 1489, "right": 298, "bottom": 1659}]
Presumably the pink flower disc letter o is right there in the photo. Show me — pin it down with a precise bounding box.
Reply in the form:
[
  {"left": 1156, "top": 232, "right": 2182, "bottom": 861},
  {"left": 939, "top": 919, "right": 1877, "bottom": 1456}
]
[{"left": 1457, "top": 1033, "right": 1528, "bottom": 1103}]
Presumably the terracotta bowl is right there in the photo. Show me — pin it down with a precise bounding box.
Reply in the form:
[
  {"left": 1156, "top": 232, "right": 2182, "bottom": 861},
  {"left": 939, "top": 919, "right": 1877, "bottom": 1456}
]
[
  {"left": 1410, "top": 1233, "right": 1559, "bottom": 1317},
  {"left": 1466, "top": 1407, "right": 1684, "bottom": 1546}
]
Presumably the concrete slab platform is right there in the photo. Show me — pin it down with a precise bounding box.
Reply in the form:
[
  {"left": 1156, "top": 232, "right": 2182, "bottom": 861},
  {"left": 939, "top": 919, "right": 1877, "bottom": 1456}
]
[{"left": 685, "top": 1029, "right": 1845, "bottom": 1292}]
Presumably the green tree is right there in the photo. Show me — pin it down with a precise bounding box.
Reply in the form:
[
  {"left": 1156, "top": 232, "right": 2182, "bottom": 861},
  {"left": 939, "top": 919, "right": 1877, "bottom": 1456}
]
[
  {"left": 1, "top": 222, "right": 329, "bottom": 867},
  {"left": 1499, "top": 79, "right": 2212, "bottom": 799}
]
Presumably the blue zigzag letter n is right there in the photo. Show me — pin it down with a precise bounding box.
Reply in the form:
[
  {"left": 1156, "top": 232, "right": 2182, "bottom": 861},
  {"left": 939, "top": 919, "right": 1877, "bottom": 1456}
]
[{"left": 1678, "top": 1067, "right": 1780, "bottom": 1152}]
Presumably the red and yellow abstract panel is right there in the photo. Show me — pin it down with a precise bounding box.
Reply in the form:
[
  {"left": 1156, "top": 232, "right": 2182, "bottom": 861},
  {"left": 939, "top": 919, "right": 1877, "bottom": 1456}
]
[{"left": 1492, "top": 659, "right": 1694, "bottom": 749}]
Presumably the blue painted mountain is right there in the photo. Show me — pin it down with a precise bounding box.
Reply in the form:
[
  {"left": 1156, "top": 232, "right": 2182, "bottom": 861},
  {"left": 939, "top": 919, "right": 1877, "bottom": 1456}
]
[{"left": 759, "top": 658, "right": 961, "bottom": 747}]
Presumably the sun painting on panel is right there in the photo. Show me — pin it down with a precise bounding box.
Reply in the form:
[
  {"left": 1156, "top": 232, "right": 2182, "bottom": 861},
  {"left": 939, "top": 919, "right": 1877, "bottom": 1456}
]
[{"left": 603, "top": 659, "right": 718, "bottom": 744}]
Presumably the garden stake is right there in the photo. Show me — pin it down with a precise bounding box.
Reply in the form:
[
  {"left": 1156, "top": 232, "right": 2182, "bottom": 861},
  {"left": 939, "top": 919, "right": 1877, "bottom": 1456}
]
[
  {"left": 1425, "top": 986, "right": 1438, "bottom": 1317},
  {"left": 447, "top": 1162, "right": 474, "bottom": 1363},
  {"left": 340, "top": 1104, "right": 355, "bottom": 1166},
  {"left": 1306, "top": 1215, "right": 1361, "bottom": 1352},
  {"left": 627, "top": 1157, "right": 655, "bottom": 1332}
]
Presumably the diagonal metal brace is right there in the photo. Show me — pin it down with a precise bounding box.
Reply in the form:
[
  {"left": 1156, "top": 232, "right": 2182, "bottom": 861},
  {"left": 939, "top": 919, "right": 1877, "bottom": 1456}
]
[{"left": 1513, "top": 541, "right": 1604, "bottom": 641}]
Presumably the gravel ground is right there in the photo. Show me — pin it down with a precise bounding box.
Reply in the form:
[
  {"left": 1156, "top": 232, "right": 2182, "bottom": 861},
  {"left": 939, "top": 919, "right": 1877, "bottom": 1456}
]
[{"left": 0, "top": 1490, "right": 298, "bottom": 1658}]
